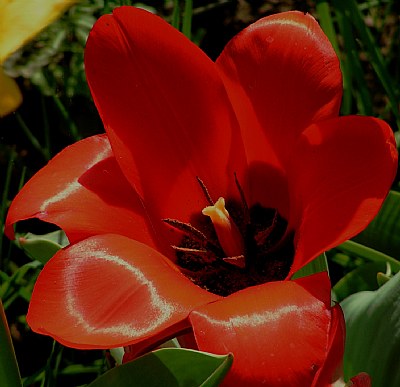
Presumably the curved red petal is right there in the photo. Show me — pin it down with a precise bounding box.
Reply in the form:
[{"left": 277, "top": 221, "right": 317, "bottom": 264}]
[
  {"left": 312, "top": 304, "right": 345, "bottom": 386},
  {"left": 217, "top": 11, "right": 342, "bottom": 215},
  {"left": 190, "top": 280, "right": 332, "bottom": 386},
  {"left": 293, "top": 271, "right": 332, "bottom": 307},
  {"left": 349, "top": 372, "right": 372, "bottom": 387},
  {"left": 27, "top": 234, "right": 219, "bottom": 349},
  {"left": 84, "top": 7, "right": 246, "bottom": 231},
  {"left": 5, "top": 135, "right": 153, "bottom": 246},
  {"left": 288, "top": 116, "right": 397, "bottom": 275}
]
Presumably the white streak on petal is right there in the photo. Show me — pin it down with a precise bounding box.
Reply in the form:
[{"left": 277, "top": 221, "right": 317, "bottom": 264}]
[
  {"left": 66, "top": 244, "right": 174, "bottom": 340},
  {"left": 40, "top": 181, "right": 81, "bottom": 212},
  {"left": 39, "top": 148, "right": 109, "bottom": 212},
  {"left": 201, "top": 303, "right": 322, "bottom": 328}
]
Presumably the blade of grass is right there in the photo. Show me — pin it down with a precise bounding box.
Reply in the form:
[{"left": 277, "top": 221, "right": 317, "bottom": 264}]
[
  {"left": 51, "top": 94, "right": 81, "bottom": 141},
  {"left": 15, "top": 114, "right": 49, "bottom": 160},
  {"left": 316, "top": 1, "right": 353, "bottom": 114},
  {"left": 41, "top": 95, "right": 51, "bottom": 159},
  {"left": 2, "top": 164, "right": 27, "bottom": 270},
  {"left": 172, "top": 0, "right": 181, "bottom": 30},
  {"left": 0, "top": 301, "right": 22, "bottom": 387},
  {"left": 338, "top": 0, "right": 400, "bottom": 127},
  {"left": 316, "top": 1, "right": 340, "bottom": 54},
  {"left": 332, "top": 0, "right": 373, "bottom": 115},
  {"left": 182, "top": 0, "right": 193, "bottom": 39},
  {"left": 43, "top": 342, "right": 63, "bottom": 387},
  {"left": 0, "top": 150, "right": 16, "bottom": 267}
]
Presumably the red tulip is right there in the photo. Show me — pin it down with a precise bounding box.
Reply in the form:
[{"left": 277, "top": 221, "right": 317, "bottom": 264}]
[{"left": 6, "top": 7, "right": 396, "bottom": 386}]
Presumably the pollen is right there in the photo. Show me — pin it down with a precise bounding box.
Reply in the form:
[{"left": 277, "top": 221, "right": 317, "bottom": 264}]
[{"left": 202, "top": 197, "right": 245, "bottom": 260}]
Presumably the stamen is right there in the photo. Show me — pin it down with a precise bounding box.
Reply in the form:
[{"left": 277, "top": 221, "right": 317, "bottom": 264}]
[
  {"left": 171, "top": 246, "right": 208, "bottom": 254},
  {"left": 202, "top": 197, "right": 245, "bottom": 259},
  {"left": 162, "top": 218, "right": 207, "bottom": 243},
  {"left": 223, "top": 255, "right": 246, "bottom": 269},
  {"left": 234, "top": 173, "right": 250, "bottom": 225},
  {"left": 196, "top": 176, "right": 214, "bottom": 205},
  {"left": 254, "top": 209, "right": 278, "bottom": 246}
]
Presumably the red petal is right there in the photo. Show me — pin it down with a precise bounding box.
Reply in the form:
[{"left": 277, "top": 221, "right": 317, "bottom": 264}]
[
  {"left": 288, "top": 116, "right": 397, "bottom": 274},
  {"left": 84, "top": 7, "right": 246, "bottom": 231},
  {"left": 190, "top": 280, "right": 332, "bottom": 386},
  {"left": 27, "top": 234, "right": 219, "bottom": 349},
  {"left": 349, "top": 372, "right": 372, "bottom": 387},
  {"left": 216, "top": 11, "right": 342, "bottom": 215},
  {"left": 312, "top": 305, "right": 345, "bottom": 386},
  {"left": 5, "top": 135, "right": 153, "bottom": 246},
  {"left": 293, "top": 271, "right": 332, "bottom": 307}
]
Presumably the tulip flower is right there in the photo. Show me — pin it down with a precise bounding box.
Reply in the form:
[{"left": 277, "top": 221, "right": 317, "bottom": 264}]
[
  {"left": 0, "top": 0, "right": 78, "bottom": 117},
  {"left": 6, "top": 6, "right": 397, "bottom": 386}
]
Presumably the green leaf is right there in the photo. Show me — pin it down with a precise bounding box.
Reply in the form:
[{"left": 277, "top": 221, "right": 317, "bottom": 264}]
[
  {"left": 16, "top": 230, "right": 68, "bottom": 264},
  {"left": 1, "top": 261, "right": 42, "bottom": 309},
  {"left": 0, "top": 301, "right": 22, "bottom": 387},
  {"left": 333, "top": 261, "right": 386, "bottom": 302},
  {"left": 353, "top": 190, "right": 400, "bottom": 259},
  {"left": 341, "top": 271, "right": 400, "bottom": 386},
  {"left": 291, "top": 253, "right": 328, "bottom": 280},
  {"left": 87, "top": 348, "right": 233, "bottom": 387},
  {"left": 337, "top": 240, "right": 400, "bottom": 272}
]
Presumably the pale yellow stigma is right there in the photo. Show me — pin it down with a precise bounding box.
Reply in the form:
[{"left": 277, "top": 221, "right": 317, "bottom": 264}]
[{"left": 202, "top": 197, "right": 245, "bottom": 261}]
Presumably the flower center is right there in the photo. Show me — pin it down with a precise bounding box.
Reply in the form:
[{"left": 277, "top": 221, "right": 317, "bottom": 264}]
[{"left": 163, "top": 178, "right": 294, "bottom": 297}]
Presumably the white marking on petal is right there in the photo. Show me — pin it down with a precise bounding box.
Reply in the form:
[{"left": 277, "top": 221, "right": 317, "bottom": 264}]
[
  {"left": 200, "top": 303, "right": 322, "bottom": 328},
  {"left": 66, "top": 246, "right": 174, "bottom": 340},
  {"left": 40, "top": 181, "right": 81, "bottom": 211},
  {"left": 39, "top": 149, "right": 109, "bottom": 212},
  {"left": 266, "top": 18, "right": 310, "bottom": 31}
]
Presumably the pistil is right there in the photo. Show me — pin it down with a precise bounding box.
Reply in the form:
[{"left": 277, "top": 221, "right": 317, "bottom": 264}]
[{"left": 202, "top": 197, "right": 245, "bottom": 262}]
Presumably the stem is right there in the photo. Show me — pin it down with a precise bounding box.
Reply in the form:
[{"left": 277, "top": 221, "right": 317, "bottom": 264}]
[{"left": 339, "top": 240, "right": 400, "bottom": 271}]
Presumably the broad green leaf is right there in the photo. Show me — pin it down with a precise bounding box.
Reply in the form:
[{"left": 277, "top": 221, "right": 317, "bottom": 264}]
[
  {"left": 333, "top": 261, "right": 386, "bottom": 302},
  {"left": 353, "top": 191, "right": 400, "bottom": 259},
  {"left": 88, "top": 348, "right": 233, "bottom": 387},
  {"left": 341, "top": 271, "right": 400, "bottom": 386},
  {"left": 16, "top": 230, "right": 68, "bottom": 264}
]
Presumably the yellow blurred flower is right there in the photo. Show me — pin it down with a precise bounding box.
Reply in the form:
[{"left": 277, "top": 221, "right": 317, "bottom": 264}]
[{"left": 0, "top": 0, "right": 78, "bottom": 117}]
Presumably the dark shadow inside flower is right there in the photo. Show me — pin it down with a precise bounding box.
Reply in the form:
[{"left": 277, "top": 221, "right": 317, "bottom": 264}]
[
  {"left": 244, "top": 160, "right": 290, "bottom": 218},
  {"left": 163, "top": 176, "right": 295, "bottom": 297}
]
